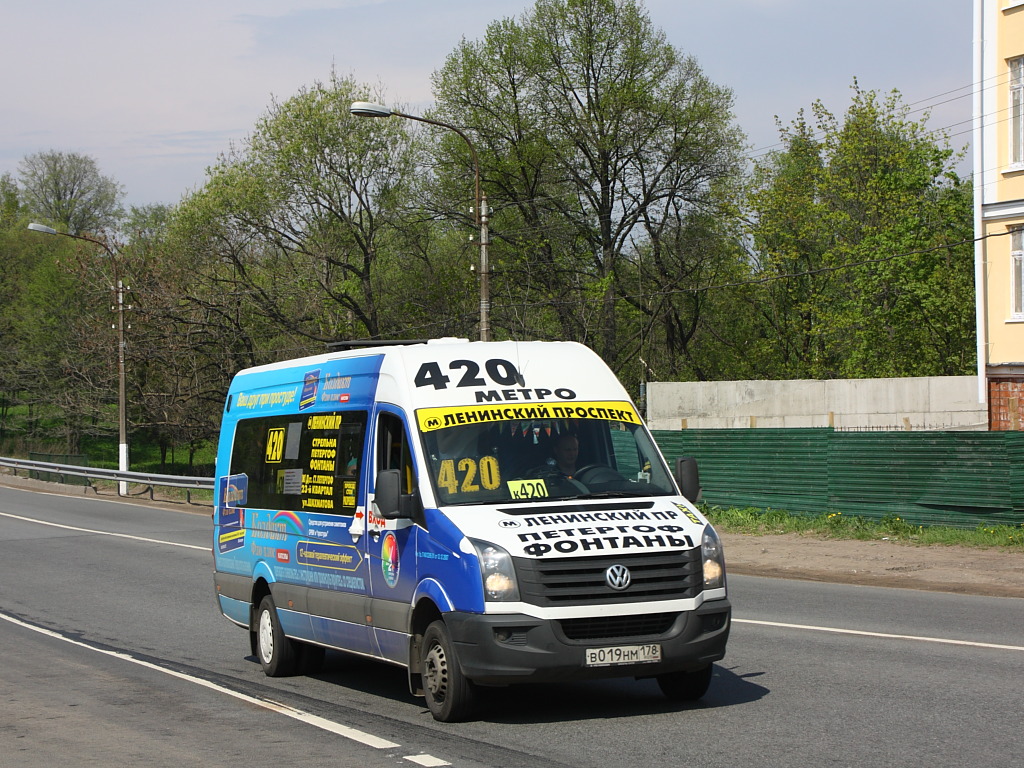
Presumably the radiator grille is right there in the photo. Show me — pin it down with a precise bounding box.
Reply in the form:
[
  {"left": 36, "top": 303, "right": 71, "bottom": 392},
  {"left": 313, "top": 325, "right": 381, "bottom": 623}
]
[{"left": 514, "top": 549, "right": 703, "bottom": 607}]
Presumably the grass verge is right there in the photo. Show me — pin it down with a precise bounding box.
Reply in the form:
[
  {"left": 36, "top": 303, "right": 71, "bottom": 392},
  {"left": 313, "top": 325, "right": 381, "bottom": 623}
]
[{"left": 702, "top": 506, "right": 1024, "bottom": 551}]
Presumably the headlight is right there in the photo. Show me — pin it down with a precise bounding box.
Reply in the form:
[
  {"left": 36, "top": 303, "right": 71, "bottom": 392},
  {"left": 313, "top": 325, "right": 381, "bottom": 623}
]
[
  {"left": 701, "top": 525, "right": 726, "bottom": 590},
  {"left": 471, "top": 539, "right": 520, "bottom": 602}
]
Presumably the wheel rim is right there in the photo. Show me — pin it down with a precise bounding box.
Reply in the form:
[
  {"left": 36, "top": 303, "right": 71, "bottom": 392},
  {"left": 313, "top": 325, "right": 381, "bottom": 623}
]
[
  {"left": 423, "top": 641, "right": 449, "bottom": 702},
  {"left": 258, "top": 609, "right": 274, "bottom": 664}
]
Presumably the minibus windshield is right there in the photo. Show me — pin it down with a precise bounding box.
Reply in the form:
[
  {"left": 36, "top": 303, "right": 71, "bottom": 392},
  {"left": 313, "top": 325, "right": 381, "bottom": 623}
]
[{"left": 417, "top": 403, "right": 677, "bottom": 506}]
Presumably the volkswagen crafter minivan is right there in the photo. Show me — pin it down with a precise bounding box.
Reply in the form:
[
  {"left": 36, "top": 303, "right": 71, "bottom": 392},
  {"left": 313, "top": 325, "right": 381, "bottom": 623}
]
[{"left": 213, "top": 339, "right": 730, "bottom": 721}]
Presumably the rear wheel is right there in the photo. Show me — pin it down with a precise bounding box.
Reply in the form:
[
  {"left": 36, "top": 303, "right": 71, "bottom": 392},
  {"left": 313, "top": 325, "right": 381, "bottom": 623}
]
[
  {"left": 421, "top": 620, "right": 476, "bottom": 722},
  {"left": 256, "top": 595, "right": 298, "bottom": 677},
  {"left": 657, "top": 664, "right": 713, "bottom": 701}
]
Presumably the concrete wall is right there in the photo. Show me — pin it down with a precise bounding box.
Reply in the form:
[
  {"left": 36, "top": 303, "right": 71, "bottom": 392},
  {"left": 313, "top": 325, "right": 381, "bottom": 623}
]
[{"left": 647, "top": 376, "right": 988, "bottom": 431}]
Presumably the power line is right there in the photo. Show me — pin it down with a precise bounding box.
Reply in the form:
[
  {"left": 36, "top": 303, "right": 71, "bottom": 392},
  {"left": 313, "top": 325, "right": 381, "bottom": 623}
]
[{"left": 741, "top": 70, "right": 1012, "bottom": 163}]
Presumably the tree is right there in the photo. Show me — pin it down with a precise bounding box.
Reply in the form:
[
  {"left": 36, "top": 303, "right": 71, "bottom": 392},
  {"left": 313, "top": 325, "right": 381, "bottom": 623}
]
[
  {"left": 746, "top": 86, "right": 975, "bottom": 378},
  {"left": 0, "top": 173, "right": 20, "bottom": 229},
  {"left": 626, "top": 206, "right": 761, "bottom": 383},
  {"left": 18, "top": 150, "right": 123, "bottom": 235},
  {"left": 745, "top": 113, "right": 833, "bottom": 377},
  {"left": 3, "top": 234, "right": 117, "bottom": 454},
  {"left": 127, "top": 200, "right": 283, "bottom": 464},
  {"left": 431, "top": 0, "right": 746, "bottom": 374},
  {"left": 0, "top": 226, "right": 39, "bottom": 445},
  {"left": 171, "top": 72, "right": 433, "bottom": 345}
]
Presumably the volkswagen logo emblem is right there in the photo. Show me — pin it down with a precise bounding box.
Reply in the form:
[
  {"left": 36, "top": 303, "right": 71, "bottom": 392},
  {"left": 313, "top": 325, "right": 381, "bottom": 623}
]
[{"left": 605, "top": 564, "right": 631, "bottom": 591}]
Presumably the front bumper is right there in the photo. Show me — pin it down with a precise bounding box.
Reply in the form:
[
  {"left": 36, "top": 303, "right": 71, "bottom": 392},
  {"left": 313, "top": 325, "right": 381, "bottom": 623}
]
[{"left": 443, "top": 599, "right": 731, "bottom": 686}]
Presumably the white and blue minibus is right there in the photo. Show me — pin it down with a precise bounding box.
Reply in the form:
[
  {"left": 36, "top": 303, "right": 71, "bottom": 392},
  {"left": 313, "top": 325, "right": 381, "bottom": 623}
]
[{"left": 213, "top": 339, "right": 729, "bottom": 721}]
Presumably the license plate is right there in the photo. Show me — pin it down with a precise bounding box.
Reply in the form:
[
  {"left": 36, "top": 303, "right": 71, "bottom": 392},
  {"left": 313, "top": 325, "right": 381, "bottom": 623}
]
[{"left": 585, "top": 643, "right": 662, "bottom": 667}]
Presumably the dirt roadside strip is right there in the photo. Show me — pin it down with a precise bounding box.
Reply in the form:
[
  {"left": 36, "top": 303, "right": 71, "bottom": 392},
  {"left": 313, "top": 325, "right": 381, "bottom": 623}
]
[
  {"left": 722, "top": 532, "right": 1024, "bottom": 599},
  {"left": 2, "top": 470, "right": 1022, "bottom": 599}
]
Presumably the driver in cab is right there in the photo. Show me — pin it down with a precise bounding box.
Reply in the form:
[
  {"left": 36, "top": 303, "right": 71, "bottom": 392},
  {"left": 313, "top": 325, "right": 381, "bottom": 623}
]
[{"left": 549, "top": 433, "right": 580, "bottom": 478}]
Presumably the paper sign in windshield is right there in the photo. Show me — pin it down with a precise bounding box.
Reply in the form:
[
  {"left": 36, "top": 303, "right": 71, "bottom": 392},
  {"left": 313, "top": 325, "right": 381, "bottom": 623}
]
[{"left": 507, "top": 479, "right": 549, "bottom": 500}]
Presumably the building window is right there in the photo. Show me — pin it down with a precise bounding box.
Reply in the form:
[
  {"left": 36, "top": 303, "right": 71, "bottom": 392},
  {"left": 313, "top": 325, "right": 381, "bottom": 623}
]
[
  {"left": 1014, "top": 229, "right": 1024, "bottom": 318},
  {"left": 1013, "top": 57, "right": 1024, "bottom": 165}
]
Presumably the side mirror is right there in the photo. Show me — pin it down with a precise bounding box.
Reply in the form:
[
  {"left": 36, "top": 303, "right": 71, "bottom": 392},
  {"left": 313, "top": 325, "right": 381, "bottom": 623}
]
[
  {"left": 674, "top": 457, "right": 702, "bottom": 503},
  {"left": 374, "top": 468, "right": 421, "bottom": 520},
  {"left": 374, "top": 469, "right": 402, "bottom": 518}
]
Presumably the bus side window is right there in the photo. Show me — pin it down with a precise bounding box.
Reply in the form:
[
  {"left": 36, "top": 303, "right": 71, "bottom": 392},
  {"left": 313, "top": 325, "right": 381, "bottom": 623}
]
[
  {"left": 377, "top": 412, "right": 414, "bottom": 493},
  {"left": 229, "top": 411, "right": 368, "bottom": 514},
  {"left": 330, "top": 412, "right": 367, "bottom": 512},
  {"left": 337, "top": 420, "right": 364, "bottom": 479},
  {"left": 229, "top": 416, "right": 303, "bottom": 510}
]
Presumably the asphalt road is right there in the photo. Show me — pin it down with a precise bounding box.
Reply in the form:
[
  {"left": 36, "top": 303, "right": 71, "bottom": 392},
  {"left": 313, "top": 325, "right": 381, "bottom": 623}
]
[{"left": 1, "top": 484, "right": 1022, "bottom": 767}]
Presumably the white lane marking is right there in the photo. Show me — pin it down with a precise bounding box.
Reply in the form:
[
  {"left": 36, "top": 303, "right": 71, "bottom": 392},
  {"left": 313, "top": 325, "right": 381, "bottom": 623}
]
[
  {"left": 404, "top": 756, "right": 452, "bottom": 766},
  {"left": 2, "top": 511, "right": 452, "bottom": 762},
  {"left": 0, "top": 611, "right": 402, "bottom": 750},
  {"left": 0, "top": 510, "right": 207, "bottom": 551},
  {"left": 734, "top": 618, "right": 1024, "bottom": 652}
]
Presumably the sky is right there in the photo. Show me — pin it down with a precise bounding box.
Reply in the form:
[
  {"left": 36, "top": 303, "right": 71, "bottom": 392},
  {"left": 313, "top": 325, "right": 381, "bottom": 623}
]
[{"left": 1, "top": 0, "right": 974, "bottom": 209}]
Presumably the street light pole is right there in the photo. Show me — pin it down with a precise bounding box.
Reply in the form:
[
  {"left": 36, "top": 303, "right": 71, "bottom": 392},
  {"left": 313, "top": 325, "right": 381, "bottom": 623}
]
[
  {"left": 349, "top": 102, "right": 490, "bottom": 341},
  {"left": 28, "top": 223, "right": 129, "bottom": 495}
]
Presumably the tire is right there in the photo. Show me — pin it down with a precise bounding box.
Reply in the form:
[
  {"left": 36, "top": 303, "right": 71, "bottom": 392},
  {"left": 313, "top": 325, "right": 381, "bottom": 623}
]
[
  {"left": 421, "top": 620, "right": 476, "bottom": 722},
  {"left": 255, "top": 594, "right": 298, "bottom": 677},
  {"left": 657, "top": 664, "right": 713, "bottom": 702}
]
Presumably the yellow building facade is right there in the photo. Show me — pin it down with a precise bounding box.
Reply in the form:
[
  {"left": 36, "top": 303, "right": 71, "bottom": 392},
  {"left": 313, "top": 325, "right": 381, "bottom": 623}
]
[{"left": 976, "top": 0, "right": 1024, "bottom": 428}]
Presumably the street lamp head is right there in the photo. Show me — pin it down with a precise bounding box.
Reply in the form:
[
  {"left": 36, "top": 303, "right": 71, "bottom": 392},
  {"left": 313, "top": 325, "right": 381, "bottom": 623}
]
[
  {"left": 28, "top": 222, "right": 116, "bottom": 257},
  {"left": 350, "top": 101, "right": 394, "bottom": 118},
  {"left": 348, "top": 97, "right": 490, "bottom": 340}
]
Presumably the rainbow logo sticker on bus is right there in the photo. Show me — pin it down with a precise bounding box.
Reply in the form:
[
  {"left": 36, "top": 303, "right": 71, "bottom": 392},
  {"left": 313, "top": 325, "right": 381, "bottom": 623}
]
[
  {"left": 272, "top": 510, "right": 305, "bottom": 536},
  {"left": 381, "top": 532, "right": 400, "bottom": 588}
]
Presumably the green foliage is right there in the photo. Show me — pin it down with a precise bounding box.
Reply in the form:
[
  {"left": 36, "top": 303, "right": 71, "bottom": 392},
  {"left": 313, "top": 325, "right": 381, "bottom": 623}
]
[
  {"left": 0, "top": 228, "right": 119, "bottom": 453},
  {"left": 705, "top": 506, "right": 1024, "bottom": 550},
  {"left": 431, "top": 0, "right": 747, "bottom": 377},
  {"left": 172, "top": 71, "right": 441, "bottom": 344},
  {"left": 18, "top": 150, "right": 124, "bottom": 235},
  {"left": 0, "top": 4, "right": 982, "bottom": 465},
  {"left": 746, "top": 85, "right": 974, "bottom": 378},
  {"left": 0, "top": 173, "right": 20, "bottom": 228}
]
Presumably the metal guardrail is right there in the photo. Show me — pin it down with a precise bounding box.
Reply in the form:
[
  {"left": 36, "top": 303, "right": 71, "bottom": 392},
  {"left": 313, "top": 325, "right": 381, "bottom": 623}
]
[{"left": 0, "top": 455, "right": 215, "bottom": 504}]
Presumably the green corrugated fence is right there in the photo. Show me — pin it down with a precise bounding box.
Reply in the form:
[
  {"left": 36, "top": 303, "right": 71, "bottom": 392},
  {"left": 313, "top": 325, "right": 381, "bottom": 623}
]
[
  {"left": 27, "top": 452, "right": 91, "bottom": 486},
  {"left": 652, "top": 429, "right": 1024, "bottom": 528}
]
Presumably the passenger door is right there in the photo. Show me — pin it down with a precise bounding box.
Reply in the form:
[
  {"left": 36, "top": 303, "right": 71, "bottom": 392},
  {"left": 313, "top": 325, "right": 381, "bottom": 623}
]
[
  {"left": 365, "top": 407, "right": 419, "bottom": 663},
  {"left": 298, "top": 410, "right": 375, "bottom": 656}
]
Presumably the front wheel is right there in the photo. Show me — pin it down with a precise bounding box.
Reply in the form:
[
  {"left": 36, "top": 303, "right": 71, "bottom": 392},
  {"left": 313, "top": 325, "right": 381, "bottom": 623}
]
[
  {"left": 421, "top": 620, "right": 476, "bottom": 722},
  {"left": 657, "top": 664, "right": 713, "bottom": 701},
  {"left": 256, "top": 595, "right": 298, "bottom": 677}
]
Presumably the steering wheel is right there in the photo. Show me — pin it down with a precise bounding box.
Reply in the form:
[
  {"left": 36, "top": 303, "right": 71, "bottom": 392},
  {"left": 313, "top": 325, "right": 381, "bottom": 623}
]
[
  {"left": 525, "top": 465, "right": 564, "bottom": 481},
  {"left": 520, "top": 465, "right": 589, "bottom": 495},
  {"left": 572, "top": 463, "right": 623, "bottom": 484}
]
